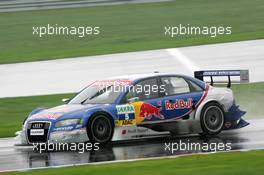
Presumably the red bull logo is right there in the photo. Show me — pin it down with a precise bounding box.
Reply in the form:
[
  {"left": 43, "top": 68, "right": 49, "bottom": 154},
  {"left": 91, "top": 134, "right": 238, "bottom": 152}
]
[
  {"left": 31, "top": 113, "right": 62, "bottom": 120},
  {"left": 93, "top": 79, "right": 132, "bottom": 86},
  {"left": 165, "top": 99, "right": 193, "bottom": 110},
  {"left": 139, "top": 102, "right": 164, "bottom": 120}
]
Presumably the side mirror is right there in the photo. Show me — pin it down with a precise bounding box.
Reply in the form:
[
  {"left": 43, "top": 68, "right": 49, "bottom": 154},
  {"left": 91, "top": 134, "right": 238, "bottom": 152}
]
[
  {"left": 62, "top": 98, "right": 70, "bottom": 104},
  {"left": 127, "top": 97, "right": 139, "bottom": 103}
]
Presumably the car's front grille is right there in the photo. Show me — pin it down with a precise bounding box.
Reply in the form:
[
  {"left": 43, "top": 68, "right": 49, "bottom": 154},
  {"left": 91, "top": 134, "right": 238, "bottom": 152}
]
[{"left": 27, "top": 122, "right": 50, "bottom": 143}]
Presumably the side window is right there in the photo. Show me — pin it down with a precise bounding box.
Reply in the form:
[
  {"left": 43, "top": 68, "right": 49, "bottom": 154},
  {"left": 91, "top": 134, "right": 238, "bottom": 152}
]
[
  {"left": 124, "top": 78, "right": 159, "bottom": 102},
  {"left": 161, "top": 76, "right": 190, "bottom": 96},
  {"left": 186, "top": 79, "right": 203, "bottom": 92}
]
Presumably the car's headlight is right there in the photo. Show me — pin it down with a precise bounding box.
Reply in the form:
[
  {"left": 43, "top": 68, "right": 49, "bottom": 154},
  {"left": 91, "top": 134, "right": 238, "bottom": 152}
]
[{"left": 55, "top": 119, "right": 82, "bottom": 128}]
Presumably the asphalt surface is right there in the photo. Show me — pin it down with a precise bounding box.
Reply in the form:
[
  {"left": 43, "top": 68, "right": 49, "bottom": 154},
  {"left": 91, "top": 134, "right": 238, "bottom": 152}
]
[
  {"left": 0, "top": 119, "right": 264, "bottom": 172},
  {"left": 0, "top": 0, "right": 172, "bottom": 12},
  {"left": 0, "top": 39, "right": 263, "bottom": 98}
]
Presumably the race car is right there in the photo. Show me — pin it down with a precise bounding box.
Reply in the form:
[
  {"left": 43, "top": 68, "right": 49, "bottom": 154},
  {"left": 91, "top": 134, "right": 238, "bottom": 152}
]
[{"left": 17, "top": 71, "right": 249, "bottom": 144}]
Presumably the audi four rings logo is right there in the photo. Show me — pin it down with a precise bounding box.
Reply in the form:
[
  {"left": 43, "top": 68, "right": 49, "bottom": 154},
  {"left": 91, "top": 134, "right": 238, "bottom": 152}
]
[{"left": 32, "top": 123, "right": 44, "bottom": 129}]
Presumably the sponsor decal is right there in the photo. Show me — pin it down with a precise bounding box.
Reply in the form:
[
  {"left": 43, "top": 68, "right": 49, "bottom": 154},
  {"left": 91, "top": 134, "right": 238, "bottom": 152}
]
[
  {"left": 116, "top": 104, "right": 135, "bottom": 114},
  {"left": 122, "top": 129, "right": 127, "bottom": 135},
  {"left": 93, "top": 79, "right": 132, "bottom": 87},
  {"left": 30, "top": 105, "right": 82, "bottom": 120},
  {"left": 127, "top": 128, "right": 149, "bottom": 134},
  {"left": 31, "top": 113, "right": 62, "bottom": 120},
  {"left": 31, "top": 123, "right": 44, "bottom": 129},
  {"left": 53, "top": 126, "right": 74, "bottom": 131},
  {"left": 30, "top": 129, "right": 44, "bottom": 136},
  {"left": 127, "top": 129, "right": 136, "bottom": 134},
  {"left": 224, "top": 122, "right": 232, "bottom": 128},
  {"left": 138, "top": 128, "right": 149, "bottom": 133},
  {"left": 203, "top": 70, "right": 240, "bottom": 76},
  {"left": 165, "top": 99, "right": 193, "bottom": 110},
  {"left": 116, "top": 119, "right": 136, "bottom": 126},
  {"left": 139, "top": 102, "right": 164, "bottom": 120}
]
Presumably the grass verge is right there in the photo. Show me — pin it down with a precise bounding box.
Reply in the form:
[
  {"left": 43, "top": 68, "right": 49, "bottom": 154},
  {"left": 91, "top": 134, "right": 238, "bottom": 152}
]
[
  {"left": 6, "top": 150, "right": 264, "bottom": 175},
  {"left": 0, "top": 0, "right": 264, "bottom": 64}
]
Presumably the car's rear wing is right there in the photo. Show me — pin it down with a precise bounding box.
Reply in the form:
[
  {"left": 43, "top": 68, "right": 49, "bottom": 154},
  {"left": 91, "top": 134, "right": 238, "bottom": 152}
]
[{"left": 194, "top": 70, "right": 249, "bottom": 88}]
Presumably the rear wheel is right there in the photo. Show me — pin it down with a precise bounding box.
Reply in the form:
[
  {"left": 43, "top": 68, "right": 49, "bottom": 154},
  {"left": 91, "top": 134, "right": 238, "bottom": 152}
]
[
  {"left": 200, "top": 102, "right": 224, "bottom": 136},
  {"left": 87, "top": 114, "right": 114, "bottom": 144}
]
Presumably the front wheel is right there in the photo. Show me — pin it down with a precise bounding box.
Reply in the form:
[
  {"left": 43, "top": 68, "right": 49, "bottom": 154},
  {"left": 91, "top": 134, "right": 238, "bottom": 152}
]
[
  {"left": 87, "top": 114, "right": 114, "bottom": 144},
  {"left": 200, "top": 102, "right": 224, "bottom": 136}
]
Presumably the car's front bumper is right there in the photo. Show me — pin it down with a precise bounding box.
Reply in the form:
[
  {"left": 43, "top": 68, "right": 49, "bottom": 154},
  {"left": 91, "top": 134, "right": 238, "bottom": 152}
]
[{"left": 16, "top": 127, "right": 89, "bottom": 144}]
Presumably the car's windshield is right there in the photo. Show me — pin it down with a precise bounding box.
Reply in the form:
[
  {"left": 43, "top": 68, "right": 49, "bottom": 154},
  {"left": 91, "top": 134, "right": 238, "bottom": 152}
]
[{"left": 69, "top": 80, "right": 129, "bottom": 104}]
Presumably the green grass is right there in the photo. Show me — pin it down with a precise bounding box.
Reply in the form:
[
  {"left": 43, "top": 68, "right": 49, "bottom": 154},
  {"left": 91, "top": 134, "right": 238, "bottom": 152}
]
[
  {"left": 7, "top": 150, "right": 264, "bottom": 175},
  {"left": 0, "top": 93, "right": 74, "bottom": 138},
  {"left": 0, "top": 0, "right": 264, "bottom": 64},
  {"left": 0, "top": 82, "right": 263, "bottom": 138}
]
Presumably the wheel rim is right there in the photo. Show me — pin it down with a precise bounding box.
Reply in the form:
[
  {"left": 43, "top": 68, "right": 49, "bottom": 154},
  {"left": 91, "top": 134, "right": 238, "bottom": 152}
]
[
  {"left": 203, "top": 106, "right": 224, "bottom": 132},
  {"left": 91, "top": 116, "right": 112, "bottom": 142}
]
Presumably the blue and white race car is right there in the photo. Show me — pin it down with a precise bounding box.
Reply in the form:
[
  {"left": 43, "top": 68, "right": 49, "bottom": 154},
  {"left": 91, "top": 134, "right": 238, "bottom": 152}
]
[{"left": 17, "top": 71, "right": 249, "bottom": 144}]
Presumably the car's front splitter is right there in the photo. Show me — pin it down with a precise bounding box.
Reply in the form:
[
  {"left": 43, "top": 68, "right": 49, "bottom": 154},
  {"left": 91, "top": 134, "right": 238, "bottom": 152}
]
[
  {"left": 16, "top": 127, "right": 89, "bottom": 144},
  {"left": 49, "top": 128, "right": 89, "bottom": 143}
]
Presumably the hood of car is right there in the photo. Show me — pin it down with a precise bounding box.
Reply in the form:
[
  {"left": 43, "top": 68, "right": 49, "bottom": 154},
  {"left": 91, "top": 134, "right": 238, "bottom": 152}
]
[{"left": 28, "top": 104, "right": 104, "bottom": 121}]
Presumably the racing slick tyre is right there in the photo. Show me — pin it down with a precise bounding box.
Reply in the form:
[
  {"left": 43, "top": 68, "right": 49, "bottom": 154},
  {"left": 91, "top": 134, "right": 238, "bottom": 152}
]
[
  {"left": 200, "top": 102, "right": 224, "bottom": 136},
  {"left": 87, "top": 114, "right": 114, "bottom": 144}
]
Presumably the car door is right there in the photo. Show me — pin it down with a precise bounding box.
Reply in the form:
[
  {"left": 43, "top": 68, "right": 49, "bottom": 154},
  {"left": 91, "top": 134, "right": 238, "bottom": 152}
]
[
  {"left": 159, "top": 76, "right": 204, "bottom": 120},
  {"left": 121, "top": 77, "right": 164, "bottom": 125}
]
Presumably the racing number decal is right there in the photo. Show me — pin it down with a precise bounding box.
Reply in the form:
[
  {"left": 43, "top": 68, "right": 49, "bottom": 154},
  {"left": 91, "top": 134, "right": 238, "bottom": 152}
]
[
  {"left": 115, "top": 102, "right": 163, "bottom": 126},
  {"left": 115, "top": 104, "right": 136, "bottom": 126}
]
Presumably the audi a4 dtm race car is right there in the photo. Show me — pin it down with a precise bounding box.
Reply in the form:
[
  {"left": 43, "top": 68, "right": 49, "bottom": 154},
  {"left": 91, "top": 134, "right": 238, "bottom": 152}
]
[{"left": 17, "top": 71, "right": 249, "bottom": 144}]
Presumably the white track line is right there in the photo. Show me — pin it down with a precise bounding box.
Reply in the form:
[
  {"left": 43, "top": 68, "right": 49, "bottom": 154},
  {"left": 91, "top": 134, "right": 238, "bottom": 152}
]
[{"left": 166, "top": 48, "right": 200, "bottom": 72}]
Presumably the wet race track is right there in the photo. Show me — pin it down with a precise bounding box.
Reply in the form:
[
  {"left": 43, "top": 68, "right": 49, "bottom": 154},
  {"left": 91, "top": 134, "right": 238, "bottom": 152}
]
[{"left": 0, "top": 119, "right": 264, "bottom": 172}]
